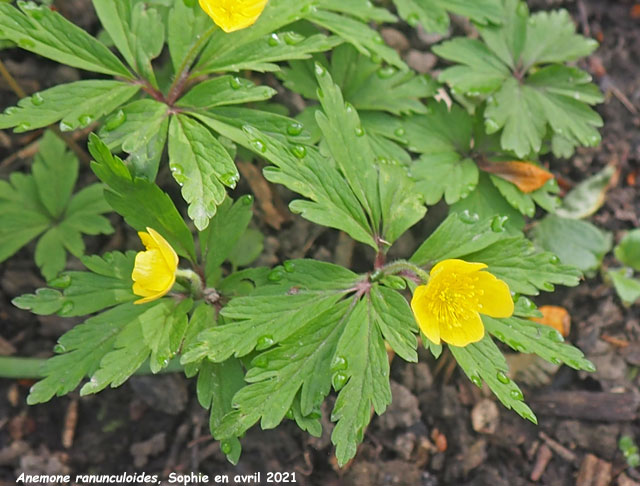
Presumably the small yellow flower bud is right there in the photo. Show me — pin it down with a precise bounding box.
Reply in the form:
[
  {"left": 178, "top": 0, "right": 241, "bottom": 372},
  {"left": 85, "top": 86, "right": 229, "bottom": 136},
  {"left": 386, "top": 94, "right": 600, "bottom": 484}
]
[{"left": 131, "top": 227, "right": 178, "bottom": 304}]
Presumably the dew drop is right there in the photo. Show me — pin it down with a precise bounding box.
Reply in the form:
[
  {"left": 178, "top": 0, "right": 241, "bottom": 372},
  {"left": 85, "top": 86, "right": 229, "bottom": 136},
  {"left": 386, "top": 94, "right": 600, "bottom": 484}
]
[
  {"left": 267, "top": 33, "right": 281, "bottom": 46},
  {"left": 470, "top": 374, "right": 482, "bottom": 387},
  {"left": 283, "top": 261, "right": 295, "bottom": 273},
  {"left": 287, "top": 121, "right": 303, "bottom": 136},
  {"left": 16, "top": 122, "right": 32, "bottom": 133},
  {"left": 240, "top": 194, "right": 253, "bottom": 205},
  {"left": 377, "top": 66, "right": 396, "bottom": 79},
  {"left": 549, "top": 255, "right": 560, "bottom": 264},
  {"left": 267, "top": 268, "right": 284, "bottom": 281},
  {"left": 370, "top": 53, "right": 381, "bottom": 64},
  {"left": 496, "top": 371, "right": 510, "bottom": 384},
  {"left": 171, "top": 164, "right": 186, "bottom": 184},
  {"left": 491, "top": 215, "right": 508, "bottom": 232},
  {"left": 547, "top": 329, "right": 564, "bottom": 343},
  {"left": 459, "top": 209, "right": 479, "bottom": 224},
  {"left": 394, "top": 127, "right": 405, "bottom": 137},
  {"left": 314, "top": 63, "right": 326, "bottom": 77},
  {"left": 54, "top": 343, "right": 67, "bottom": 353},
  {"left": 373, "top": 33, "right": 384, "bottom": 45},
  {"left": 104, "top": 109, "right": 126, "bottom": 131},
  {"left": 508, "top": 340, "right": 526, "bottom": 352},
  {"left": 542, "top": 282, "right": 555, "bottom": 292},
  {"left": 354, "top": 126, "right": 365, "bottom": 137},
  {"left": 283, "top": 31, "right": 304, "bottom": 45},
  {"left": 331, "top": 355, "right": 348, "bottom": 371},
  {"left": 78, "top": 114, "right": 93, "bottom": 127},
  {"left": 4, "top": 107, "right": 18, "bottom": 115},
  {"left": 49, "top": 273, "right": 71, "bottom": 289},
  {"left": 30, "top": 92, "right": 44, "bottom": 106},
  {"left": 517, "top": 296, "right": 536, "bottom": 310},
  {"left": 291, "top": 145, "right": 307, "bottom": 159},
  {"left": 509, "top": 389, "right": 524, "bottom": 401},
  {"left": 332, "top": 372, "right": 348, "bottom": 391},
  {"left": 220, "top": 440, "right": 233, "bottom": 454},
  {"left": 285, "top": 408, "right": 294, "bottom": 420},
  {"left": 229, "top": 76, "right": 242, "bottom": 90},
  {"left": 256, "top": 335, "right": 275, "bottom": 350},
  {"left": 252, "top": 139, "right": 267, "bottom": 153},
  {"left": 219, "top": 171, "right": 239, "bottom": 187},
  {"left": 59, "top": 121, "right": 73, "bottom": 132},
  {"left": 59, "top": 301, "right": 75, "bottom": 316},
  {"left": 550, "top": 356, "right": 562, "bottom": 365}
]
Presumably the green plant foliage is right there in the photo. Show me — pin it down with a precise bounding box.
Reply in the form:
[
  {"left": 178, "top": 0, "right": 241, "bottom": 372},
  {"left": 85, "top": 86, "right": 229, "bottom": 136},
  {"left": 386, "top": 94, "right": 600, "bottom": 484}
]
[
  {"left": 533, "top": 214, "right": 612, "bottom": 273},
  {"left": 433, "top": 0, "right": 602, "bottom": 158},
  {"left": 615, "top": 230, "right": 640, "bottom": 272},
  {"left": 608, "top": 269, "right": 640, "bottom": 306},
  {"left": 393, "top": 0, "right": 503, "bottom": 34},
  {"left": 403, "top": 101, "right": 560, "bottom": 217},
  {"left": 0, "top": 131, "right": 113, "bottom": 280}
]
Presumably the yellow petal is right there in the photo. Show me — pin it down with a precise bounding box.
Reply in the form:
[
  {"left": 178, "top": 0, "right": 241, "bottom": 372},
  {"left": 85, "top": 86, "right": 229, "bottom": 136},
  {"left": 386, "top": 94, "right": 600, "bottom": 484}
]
[
  {"left": 439, "top": 311, "right": 485, "bottom": 347},
  {"left": 411, "top": 286, "right": 441, "bottom": 345},
  {"left": 474, "top": 271, "right": 514, "bottom": 318},
  {"left": 199, "top": 0, "right": 268, "bottom": 33},
  {"left": 145, "top": 227, "right": 178, "bottom": 271},
  {"left": 132, "top": 249, "right": 174, "bottom": 292},
  {"left": 430, "top": 259, "right": 487, "bottom": 279}
]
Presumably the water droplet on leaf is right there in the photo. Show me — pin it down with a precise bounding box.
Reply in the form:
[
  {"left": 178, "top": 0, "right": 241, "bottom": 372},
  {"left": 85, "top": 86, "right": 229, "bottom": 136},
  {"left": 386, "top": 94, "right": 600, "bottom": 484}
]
[
  {"left": 229, "top": 77, "right": 242, "bottom": 90},
  {"left": 256, "top": 335, "right": 274, "bottom": 350},
  {"left": 30, "top": 92, "right": 44, "bottom": 106},
  {"left": 491, "top": 215, "right": 508, "bottom": 232},
  {"left": 496, "top": 371, "right": 510, "bottom": 384},
  {"left": 510, "top": 389, "right": 524, "bottom": 400},
  {"left": 332, "top": 372, "right": 348, "bottom": 391},
  {"left": 78, "top": 114, "right": 93, "bottom": 127},
  {"left": 220, "top": 171, "right": 239, "bottom": 187},
  {"left": 267, "top": 33, "right": 281, "bottom": 46},
  {"left": 283, "top": 261, "right": 295, "bottom": 273},
  {"left": 252, "top": 139, "right": 267, "bottom": 153},
  {"left": 354, "top": 126, "right": 365, "bottom": 137},
  {"left": 394, "top": 127, "right": 405, "bottom": 137},
  {"left": 49, "top": 274, "right": 71, "bottom": 289},
  {"left": 253, "top": 354, "right": 269, "bottom": 368},
  {"left": 291, "top": 145, "right": 306, "bottom": 159},
  {"left": 377, "top": 66, "right": 396, "bottom": 79},
  {"left": 18, "top": 38, "right": 35, "bottom": 48},
  {"left": 283, "top": 32, "right": 304, "bottom": 45},
  {"left": 221, "top": 440, "right": 233, "bottom": 454},
  {"left": 104, "top": 109, "right": 126, "bottom": 131},
  {"left": 459, "top": 209, "right": 479, "bottom": 224},
  {"left": 287, "top": 121, "right": 303, "bottom": 136},
  {"left": 470, "top": 374, "right": 482, "bottom": 387},
  {"left": 15, "top": 122, "right": 31, "bottom": 132},
  {"left": 331, "top": 355, "right": 348, "bottom": 371},
  {"left": 59, "top": 301, "right": 74, "bottom": 316},
  {"left": 54, "top": 343, "right": 67, "bottom": 353},
  {"left": 267, "top": 268, "right": 284, "bottom": 281}
]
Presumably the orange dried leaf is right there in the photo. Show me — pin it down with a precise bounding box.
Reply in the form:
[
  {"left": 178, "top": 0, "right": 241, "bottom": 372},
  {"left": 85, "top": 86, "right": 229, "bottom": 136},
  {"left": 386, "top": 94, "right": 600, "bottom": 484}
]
[
  {"left": 631, "top": 4, "right": 640, "bottom": 18},
  {"left": 531, "top": 305, "right": 571, "bottom": 337},
  {"left": 480, "top": 161, "right": 554, "bottom": 193}
]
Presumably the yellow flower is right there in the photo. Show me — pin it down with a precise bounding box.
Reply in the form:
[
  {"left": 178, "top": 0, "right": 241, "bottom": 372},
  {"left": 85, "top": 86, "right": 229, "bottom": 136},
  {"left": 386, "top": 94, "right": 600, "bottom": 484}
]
[
  {"left": 411, "top": 259, "right": 514, "bottom": 347},
  {"left": 199, "top": 0, "right": 268, "bottom": 33},
  {"left": 132, "top": 227, "right": 178, "bottom": 304}
]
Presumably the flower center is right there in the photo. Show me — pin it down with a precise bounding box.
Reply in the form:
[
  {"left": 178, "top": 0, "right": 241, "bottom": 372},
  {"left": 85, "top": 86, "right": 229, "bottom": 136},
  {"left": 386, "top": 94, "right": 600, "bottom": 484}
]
[{"left": 426, "top": 273, "right": 483, "bottom": 328}]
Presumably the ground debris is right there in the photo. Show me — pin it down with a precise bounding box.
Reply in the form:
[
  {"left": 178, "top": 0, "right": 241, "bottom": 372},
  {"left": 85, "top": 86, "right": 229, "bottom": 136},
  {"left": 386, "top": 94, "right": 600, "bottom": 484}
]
[{"left": 576, "top": 453, "right": 612, "bottom": 486}]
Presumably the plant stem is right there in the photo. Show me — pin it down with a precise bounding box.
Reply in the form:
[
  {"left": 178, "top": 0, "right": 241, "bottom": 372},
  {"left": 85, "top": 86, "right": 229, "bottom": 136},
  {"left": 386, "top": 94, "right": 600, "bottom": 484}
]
[
  {"left": 176, "top": 268, "right": 204, "bottom": 300},
  {"left": 371, "top": 260, "right": 430, "bottom": 284},
  {"left": 0, "top": 356, "right": 184, "bottom": 379},
  {"left": 166, "top": 25, "right": 217, "bottom": 105}
]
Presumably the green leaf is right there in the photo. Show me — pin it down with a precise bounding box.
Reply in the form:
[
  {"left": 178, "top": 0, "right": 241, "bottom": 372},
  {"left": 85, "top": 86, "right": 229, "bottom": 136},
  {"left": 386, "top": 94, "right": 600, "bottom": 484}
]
[
  {"left": 320, "top": 0, "right": 396, "bottom": 23},
  {"left": 0, "top": 80, "right": 140, "bottom": 133},
  {"left": 34, "top": 226, "right": 71, "bottom": 281},
  {"left": 434, "top": 0, "right": 602, "bottom": 157},
  {"left": 314, "top": 62, "right": 381, "bottom": 231},
  {"left": 193, "top": 114, "right": 377, "bottom": 248},
  {"left": 197, "top": 357, "right": 246, "bottom": 462},
  {"left": 608, "top": 269, "right": 640, "bottom": 306},
  {"left": 200, "top": 195, "right": 254, "bottom": 285},
  {"left": 393, "top": 0, "right": 503, "bottom": 34},
  {"left": 176, "top": 76, "right": 276, "bottom": 109},
  {"left": 615, "top": 229, "right": 640, "bottom": 271},
  {"left": 484, "top": 315, "right": 595, "bottom": 371},
  {"left": 196, "top": 31, "right": 341, "bottom": 74},
  {"left": 307, "top": 8, "right": 405, "bottom": 69},
  {"left": 98, "top": 99, "right": 170, "bottom": 180},
  {"left": 80, "top": 299, "right": 190, "bottom": 394},
  {"left": 13, "top": 251, "right": 137, "bottom": 317},
  {"left": 533, "top": 214, "right": 612, "bottom": 273},
  {"left": 31, "top": 130, "right": 77, "bottom": 219},
  {"left": 280, "top": 45, "right": 436, "bottom": 115},
  {"left": 464, "top": 236, "right": 582, "bottom": 295},
  {"left": 0, "top": 1, "right": 132, "bottom": 77},
  {"left": 411, "top": 212, "right": 503, "bottom": 266},
  {"left": 215, "top": 301, "right": 350, "bottom": 439},
  {"left": 378, "top": 163, "right": 426, "bottom": 245},
  {"left": 88, "top": 134, "right": 197, "bottom": 261},
  {"left": 168, "top": 115, "right": 238, "bottom": 230},
  {"left": 92, "top": 0, "right": 164, "bottom": 86},
  {"left": 450, "top": 173, "right": 525, "bottom": 231},
  {"left": 228, "top": 229, "right": 264, "bottom": 269},
  {"left": 370, "top": 286, "right": 417, "bottom": 362},
  {"left": 26, "top": 303, "right": 148, "bottom": 404},
  {"left": 331, "top": 298, "right": 391, "bottom": 466},
  {"left": 167, "top": 0, "right": 210, "bottom": 73},
  {"left": 450, "top": 336, "right": 537, "bottom": 423},
  {"left": 182, "top": 260, "right": 359, "bottom": 364},
  {"left": 393, "top": 0, "right": 502, "bottom": 34}
]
